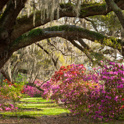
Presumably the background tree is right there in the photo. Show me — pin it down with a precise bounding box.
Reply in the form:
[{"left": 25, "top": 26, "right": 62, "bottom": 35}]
[{"left": 0, "top": 0, "right": 124, "bottom": 70}]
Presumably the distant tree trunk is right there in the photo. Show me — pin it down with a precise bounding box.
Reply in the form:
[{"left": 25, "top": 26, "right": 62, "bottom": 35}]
[
  {"left": 0, "top": 69, "right": 11, "bottom": 82},
  {"left": 0, "top": 49, "right": 12, "bottom": 69}
]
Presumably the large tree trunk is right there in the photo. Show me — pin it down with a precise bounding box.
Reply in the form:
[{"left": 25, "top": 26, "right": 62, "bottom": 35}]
[
  {"left": 0, "top": 0, "right": 27, "bottom": 69},
  {"left": 0, "top": 49, "right": 12, "bottom": 69},
  {"left": 0, "top": 0, "right": 9, "bottom": 11}
]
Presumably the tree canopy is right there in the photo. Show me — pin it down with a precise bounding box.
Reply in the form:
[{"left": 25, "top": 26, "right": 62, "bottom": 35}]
[{"left": 0, "top": 0, "right": 124, "bottom": 69}]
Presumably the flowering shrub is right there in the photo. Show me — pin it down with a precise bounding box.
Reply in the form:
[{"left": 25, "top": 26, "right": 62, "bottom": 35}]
[
  {"left": 42, "top": 64, "right": 86, "bottom": 100},
  {"left": 3, "top": 79, "right": 16, "bottom": 87},
  {"left": 80, "top": 62, "right": 124, "bottom": 120},
  {"left": 42, "top": 62, "right": 124, "bottom": 120},
  {"left": 0, "top": 81, "right": 23, "bottom": 103},
  {"left": 0, "top": 79, "right": 25, "bottom": 111},
  {"left": 0, "top": 103, "right": 18, "bottom": 111},
  {"left": 23, "top": 85, "right": 42, "bottom": 97},
  {"left": 22, "top": 80, "right": 43, "bottom": 97},
  {"left": 96, "top": 62, "right": 124, "bottom": 119}
]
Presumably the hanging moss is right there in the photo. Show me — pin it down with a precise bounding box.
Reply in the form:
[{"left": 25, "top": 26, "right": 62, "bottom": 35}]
[
  {"left": 16, "top": 10, "right": 41, "bottom": 26},
  {"left": 60, "top": 3, "right": 74, "bottom": 11}
]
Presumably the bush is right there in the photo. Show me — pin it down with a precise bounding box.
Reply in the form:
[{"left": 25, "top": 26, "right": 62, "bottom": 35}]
[
  {"left": 42, "top": 64, "right": 86, "bottom": 101},
  {"left": 42, "top": 62, "right": 124, "bottom": 120},
  {"left": 95, "top": 62, "right": 124, "bottom": 120},
  {"left": 0, "top": 80, "right": 23, "bottom": 103},
  {"left": 0, "top": 103, "right": 18, "bottom": 111},
  {"left": 23, "top": 80, "right": 43, "bottom": 97}
]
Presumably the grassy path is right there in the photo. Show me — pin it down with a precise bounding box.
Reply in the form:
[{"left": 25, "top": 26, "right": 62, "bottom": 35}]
[
  {"left": 0, "top": 97, "right": 70, "bottom": 118},
  {"left": 0, "top": 97, "right": 124, "bottom": 124}
]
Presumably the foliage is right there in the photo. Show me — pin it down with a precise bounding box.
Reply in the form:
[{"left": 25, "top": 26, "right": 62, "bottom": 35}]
[
  {"left": 0, "top": 103, "right": 18, "bottom": 111},
  {"left": 14, "top": 73, "right": 28, "bottom": 84},
  {"left": 0, "top": 97, "right": 70, "bottom": 117},
  {"left": 22, "top": 85, "right": 42, "bottom": 97},
  {"left": 96, "top": 61, "right": 124, "bottom": 120},
  {"left": 42, "top": 62, "right": 124, "bottom": 120},
  {"left": 22, "top": 80, "right": 43, "bottom": 97},
  {"left": 42, "top": 64, "right": 86, "bottom": 99},
  {"left": 0, "top": 79, "right": 25, "bottom": 112},
  {"left": 0, "top": 79, "right": 23, "bottom": 103}
]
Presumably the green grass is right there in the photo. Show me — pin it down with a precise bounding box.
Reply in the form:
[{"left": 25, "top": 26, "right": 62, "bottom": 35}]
[
  {"left": 20, "top": 97, "right": 53, "bottom": 103},
  {"left": 1, "top": 108, "right": 69, "bottom": 117},
  {"left": 17, "top": 103, "right": 58, "bottom": 108},
  {"left": 0, "top": 97, "right": 70, "bottom": 117}
]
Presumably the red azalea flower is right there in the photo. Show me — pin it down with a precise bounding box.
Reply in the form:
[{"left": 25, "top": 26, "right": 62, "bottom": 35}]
[
  {"left": 63, "top": 68, "right": 67, "bottom": 71},
  {"left": 60, "top": 66, "right": 65, "bottom": 70},
  {"left": 120, "top": 105, "right": 124, "bottom": 109},
  {"left": 122, "top": 98, "right": 124, "bottom": 101},
  {"left": 21, "top": 90, "right": 24, "bottom": 93}
]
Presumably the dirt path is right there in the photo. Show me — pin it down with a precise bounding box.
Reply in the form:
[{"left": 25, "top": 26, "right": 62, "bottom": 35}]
[
  {"left": 0, "top": 115, "right": 124, "bottom": 124},
  {"left": 0, "top": 98, "right": 124, "bottom": 124}
]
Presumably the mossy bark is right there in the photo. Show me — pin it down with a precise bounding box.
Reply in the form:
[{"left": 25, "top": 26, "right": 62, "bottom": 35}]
[
  {"left": 12, "top": 1, "right": 124, "bottom": 40},
  {"left": 10, "top": 25, "right": 122, "bottom": 54}
]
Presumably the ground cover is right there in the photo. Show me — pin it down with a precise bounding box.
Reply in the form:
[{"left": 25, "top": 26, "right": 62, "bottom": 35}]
[
  {"left": 0, "top": 97, "right": 70, "bottom": 118},
  {"left": 0, "top": 97, "right": 124, "bottom": 124},
  {"left": 0, "top": 63, "right": 123, "bottom": 123}
]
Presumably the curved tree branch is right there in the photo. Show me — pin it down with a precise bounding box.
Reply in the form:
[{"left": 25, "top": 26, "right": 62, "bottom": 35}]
[
  {"left": 11, "top": 0, "right": 124, "bottom": 40},
  {"left": 0, "top": 0, "right": 27, "bottom": 46},
  {"left": 0, "top": 0, "right": 27, "bottom": 29},
  {"left": 10, "top": 25, "right": 122, "bottom": 54},
  {"left": 66, "top": 37, "right": 102, "bottom": 67},
  {"left": 78, "top": 38, "right": 91, "bottom": 51},
  {"left": 0, "top": 69, "right": 11, "bottom": 82},
  {"left": 0, "top": 0, "right": 9, "bottom": 11},
  {"left": 105, "top": 0, "right": 124, "bottom": 29},
  {"left": 36, "top": 43, "right": 58, "bottom": 69},
  {"left": 105, "top": 0, "right": 124, "bottom": 56}
]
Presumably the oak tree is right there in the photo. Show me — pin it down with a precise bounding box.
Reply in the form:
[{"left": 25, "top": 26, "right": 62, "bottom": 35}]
[{"left": 0, "top": 0, "right": 124, "bottom": 69}]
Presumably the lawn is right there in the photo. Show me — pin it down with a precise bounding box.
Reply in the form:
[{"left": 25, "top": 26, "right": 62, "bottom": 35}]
[
  {"left": 0, "top": 97, "right": 70, "bottom": 118},
  {"left": 0, "top": 97, "right": 124, "bottom": 124}
]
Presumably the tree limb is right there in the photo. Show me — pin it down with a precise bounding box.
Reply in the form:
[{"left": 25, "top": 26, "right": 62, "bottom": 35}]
[
  {"left": 0, "top": 0, "right": 27, "bottom": 29},
  {"left": 84, "top": 18, "right": 98, "bottom": 32},
  {"left": 105, "top": 0, "right": 124, "bottom": 29},
  {"left": 0, "top": 0, "right": 9, "bottom": 11},
  {"left": 10, "top": 25, "right": 122, "bottom": 55},
  {"left": 47, "top": 39, "right": 76, "bottom": 56},
  {"left": 78, "top": 38, "right": 91, "bottom": 51},
  {"left": 11, "top": 1, "right": 124, "bottom": 40},
  {"left": 26, "top": 82, "right": 44, "bottom": 92},
  {"left": 0, "top": 0, "right": 27, "bottom": 46},
  {"left": 0, "top": 69, "right": 11, "bottom": 82},
  {"left": 67, "top": 38, "right": 94, "bottom": 63},
  {"left": 105, "top": 0, "right": 124, "bottom": 56},
  {"left": 36, "top": 43, "right": 58, "bottom": 69}
]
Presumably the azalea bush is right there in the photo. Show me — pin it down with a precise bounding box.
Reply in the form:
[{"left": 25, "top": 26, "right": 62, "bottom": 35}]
[
  {"left": 42, "top": 62, "right": 124, "bottom": 120},
  {"left": 0, "top": 103, "right": 18, "bottom": 111},
  {"left": 22, "top": 80, "right": 43, "bottom": 97},
  {"left": 0, "top": 79, "right": 25, "bottom": 111},
  {"left": 22, "top": 85, "right": 42, "bottom": 97},
  {"left": 80, "top": 62, "right": 124, "bottom": 120},
  {"left": 42, "top": 64, "right": 86, "bottom": 100},
  {"left": 95, "top": 62, "right": 124, "bottom": 120},
  {"left": 0, "top": 80, "right": 24, "bottom": 103}
]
